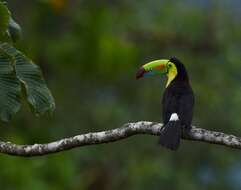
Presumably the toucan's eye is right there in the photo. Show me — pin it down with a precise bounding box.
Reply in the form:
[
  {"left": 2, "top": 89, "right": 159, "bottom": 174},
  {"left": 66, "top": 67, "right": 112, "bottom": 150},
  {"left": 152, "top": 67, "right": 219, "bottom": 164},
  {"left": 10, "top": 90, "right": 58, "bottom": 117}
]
[{"left": 168, "top": 63, "right": 172, "bottom": 68}]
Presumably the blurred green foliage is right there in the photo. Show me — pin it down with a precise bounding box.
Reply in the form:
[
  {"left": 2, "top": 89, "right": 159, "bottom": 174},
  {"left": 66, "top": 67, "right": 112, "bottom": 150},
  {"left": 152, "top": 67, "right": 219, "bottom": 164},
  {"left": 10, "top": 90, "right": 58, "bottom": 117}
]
[
  {"left": 0, "top": 1, "right": 54, "bottom": 121},
  {"left": 0, "top": 0, "right": 241, "bottom": 189}
]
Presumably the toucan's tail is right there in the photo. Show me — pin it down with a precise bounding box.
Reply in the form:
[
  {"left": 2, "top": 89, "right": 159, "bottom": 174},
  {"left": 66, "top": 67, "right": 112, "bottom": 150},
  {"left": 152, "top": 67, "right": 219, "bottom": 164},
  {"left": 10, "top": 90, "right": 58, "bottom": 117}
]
[{"left": 159, "top": 114, "right": 182, "bottom": 150}]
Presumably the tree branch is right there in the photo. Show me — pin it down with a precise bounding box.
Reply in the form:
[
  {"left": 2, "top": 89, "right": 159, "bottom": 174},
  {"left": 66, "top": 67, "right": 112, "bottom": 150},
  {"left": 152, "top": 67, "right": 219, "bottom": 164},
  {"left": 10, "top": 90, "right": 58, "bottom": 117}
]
[{"left": 0, "top": 121, "right": 241, "bottom": 157}]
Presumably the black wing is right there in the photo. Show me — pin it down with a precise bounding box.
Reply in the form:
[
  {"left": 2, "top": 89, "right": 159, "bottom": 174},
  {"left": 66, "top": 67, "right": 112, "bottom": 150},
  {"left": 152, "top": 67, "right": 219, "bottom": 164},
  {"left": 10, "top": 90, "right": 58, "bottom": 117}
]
[
  {"left": 162, "top": 84, "right": 194, "bottom": 127},
  {"left": 162, "top": 90, "right": 178, "bottom": 125},
  {"left": 177, "top": 91, "right": 194, "bottom": 127}
]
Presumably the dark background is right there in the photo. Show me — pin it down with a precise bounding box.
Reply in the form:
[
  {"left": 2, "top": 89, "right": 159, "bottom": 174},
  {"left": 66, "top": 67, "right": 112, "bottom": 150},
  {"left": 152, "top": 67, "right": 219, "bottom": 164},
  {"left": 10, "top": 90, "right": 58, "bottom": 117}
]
[{"left": 1, "top": 0, "right": 241, "bottom": 189}]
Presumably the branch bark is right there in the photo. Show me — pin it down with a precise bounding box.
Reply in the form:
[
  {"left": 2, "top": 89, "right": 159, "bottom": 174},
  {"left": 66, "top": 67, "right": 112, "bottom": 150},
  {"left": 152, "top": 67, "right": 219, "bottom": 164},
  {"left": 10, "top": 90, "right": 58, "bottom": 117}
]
[{"left": 0, "top": 121, "right": 241, "bottom": 157}]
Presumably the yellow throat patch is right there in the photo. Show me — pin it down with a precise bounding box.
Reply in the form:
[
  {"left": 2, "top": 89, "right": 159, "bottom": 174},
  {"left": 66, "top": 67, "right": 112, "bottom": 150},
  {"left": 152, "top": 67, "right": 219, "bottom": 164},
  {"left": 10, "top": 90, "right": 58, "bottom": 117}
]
[{"left": 166, "top": 62, "right": 178, "bottom": 87}]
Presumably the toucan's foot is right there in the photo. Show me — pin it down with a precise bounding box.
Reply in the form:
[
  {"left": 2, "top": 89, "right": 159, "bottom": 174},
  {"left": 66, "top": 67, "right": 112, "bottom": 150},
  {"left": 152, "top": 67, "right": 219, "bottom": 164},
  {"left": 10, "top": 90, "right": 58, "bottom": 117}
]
[
  {"left": 181, "top": 125, "right": 192, "bottom": 130},
  {"left": 181, "top": 126, "right": 192, "bottom": 137}
]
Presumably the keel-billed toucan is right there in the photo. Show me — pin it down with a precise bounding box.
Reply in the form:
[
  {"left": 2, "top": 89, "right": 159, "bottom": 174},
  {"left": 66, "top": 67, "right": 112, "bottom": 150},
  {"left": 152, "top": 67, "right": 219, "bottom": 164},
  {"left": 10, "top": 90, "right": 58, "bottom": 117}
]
[{"left": 136, "top": 57, "right": 194, "bottom": 150}]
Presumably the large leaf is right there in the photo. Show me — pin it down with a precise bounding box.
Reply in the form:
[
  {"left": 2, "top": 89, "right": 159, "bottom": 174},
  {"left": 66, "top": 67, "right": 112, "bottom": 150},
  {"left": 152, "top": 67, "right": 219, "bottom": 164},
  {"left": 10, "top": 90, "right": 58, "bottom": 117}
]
[
  {"left": 0, "top": 2, "right": 10, "bottom": 34},
  {"left": 0, "top": 48, "right": 21, "bottom": 121},
  {"left": 1, "top": 43, "right": 55, "bottom": 115}
]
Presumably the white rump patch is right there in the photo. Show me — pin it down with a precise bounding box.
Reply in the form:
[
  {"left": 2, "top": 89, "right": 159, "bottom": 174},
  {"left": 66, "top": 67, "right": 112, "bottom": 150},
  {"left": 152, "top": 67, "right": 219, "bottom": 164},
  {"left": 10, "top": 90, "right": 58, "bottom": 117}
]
[{"left": 169, "top": 113, "right": 179, "bottom": 121}]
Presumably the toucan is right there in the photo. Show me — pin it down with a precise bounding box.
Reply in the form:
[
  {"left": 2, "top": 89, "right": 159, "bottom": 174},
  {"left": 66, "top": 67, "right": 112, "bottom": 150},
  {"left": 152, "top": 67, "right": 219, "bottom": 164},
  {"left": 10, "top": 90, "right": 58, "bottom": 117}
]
[{"left": 136, "top": 57, "right": 194, "bottom": 150}]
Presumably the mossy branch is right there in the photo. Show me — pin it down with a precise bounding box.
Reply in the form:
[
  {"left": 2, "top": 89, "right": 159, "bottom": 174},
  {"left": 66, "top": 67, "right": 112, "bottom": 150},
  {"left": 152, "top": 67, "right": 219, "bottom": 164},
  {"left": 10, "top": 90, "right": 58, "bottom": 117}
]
[{"left": 0, "top": 122, "right": 240, "bottom": 157}]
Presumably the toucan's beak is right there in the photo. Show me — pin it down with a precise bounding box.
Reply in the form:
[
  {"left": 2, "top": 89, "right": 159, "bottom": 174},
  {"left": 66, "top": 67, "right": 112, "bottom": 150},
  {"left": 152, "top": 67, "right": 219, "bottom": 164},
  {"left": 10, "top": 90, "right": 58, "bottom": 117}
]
[
  {"left": 136, "top": 67, "right": 146, "bottom": 79},
  {"left": 136, "top": 59, "right": 169, "bottom": 79}
]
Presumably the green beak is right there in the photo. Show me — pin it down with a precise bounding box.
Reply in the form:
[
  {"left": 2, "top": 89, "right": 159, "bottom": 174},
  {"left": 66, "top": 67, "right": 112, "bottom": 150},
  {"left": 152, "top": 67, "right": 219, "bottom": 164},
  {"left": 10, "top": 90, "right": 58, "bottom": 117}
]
[{"left": 136, "top": 59, "right": 169, "bottom": 79}]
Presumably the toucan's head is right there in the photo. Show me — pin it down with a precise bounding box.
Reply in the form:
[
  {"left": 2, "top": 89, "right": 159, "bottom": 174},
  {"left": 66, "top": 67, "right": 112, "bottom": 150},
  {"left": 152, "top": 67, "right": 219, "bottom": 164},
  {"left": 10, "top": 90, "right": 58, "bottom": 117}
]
[{"left": 136, "top": 57, "right": 188, "bottom": 87}]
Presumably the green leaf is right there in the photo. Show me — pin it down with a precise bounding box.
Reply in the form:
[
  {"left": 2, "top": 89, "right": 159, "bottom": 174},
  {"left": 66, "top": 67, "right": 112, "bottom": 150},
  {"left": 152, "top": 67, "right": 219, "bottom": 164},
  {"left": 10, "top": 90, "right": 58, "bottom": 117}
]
[
  {"left": 0, "top": 2, "right": 10, "bottom": 35},
  {"left": 1, "top": 43, "right": 55, "bottom": 116},
  {"left": 8, "top": 17, "right": 22, "bottom": 42},
  {"left": 0, "top": 48, "right": 21, "bottom": 122}
]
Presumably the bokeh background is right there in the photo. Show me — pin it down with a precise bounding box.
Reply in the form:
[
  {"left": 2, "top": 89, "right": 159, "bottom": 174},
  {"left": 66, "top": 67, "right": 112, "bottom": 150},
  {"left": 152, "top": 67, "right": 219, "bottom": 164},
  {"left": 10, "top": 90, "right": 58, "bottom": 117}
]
[{"left": 1, "top": 0, "right": 241, "bottom": 189}]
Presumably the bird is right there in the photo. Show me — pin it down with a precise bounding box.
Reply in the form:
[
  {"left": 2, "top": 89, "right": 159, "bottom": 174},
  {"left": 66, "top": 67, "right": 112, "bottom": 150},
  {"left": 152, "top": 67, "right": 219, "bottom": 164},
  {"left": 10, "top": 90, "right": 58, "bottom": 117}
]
[{"left": 136, "top": 57, "right": 194, "bottom": 150}]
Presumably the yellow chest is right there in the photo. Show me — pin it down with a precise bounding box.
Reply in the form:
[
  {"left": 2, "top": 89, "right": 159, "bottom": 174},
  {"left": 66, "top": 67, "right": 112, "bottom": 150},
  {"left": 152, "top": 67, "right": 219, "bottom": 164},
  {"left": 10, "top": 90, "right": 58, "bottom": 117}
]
[{"left": 166, "top": 66, "right": 178, "bottom": 87}]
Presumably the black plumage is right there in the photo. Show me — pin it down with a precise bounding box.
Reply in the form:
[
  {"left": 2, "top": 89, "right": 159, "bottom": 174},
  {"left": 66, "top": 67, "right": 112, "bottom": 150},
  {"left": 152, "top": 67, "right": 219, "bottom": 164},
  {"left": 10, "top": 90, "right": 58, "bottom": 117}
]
[{"left": 159, "top": 57, "right": 194, "bottom": 150}]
